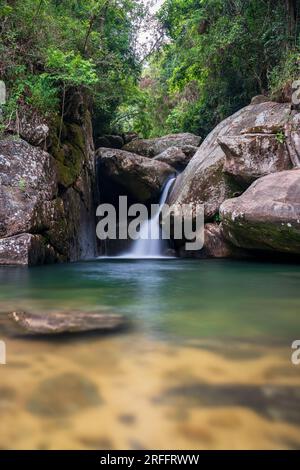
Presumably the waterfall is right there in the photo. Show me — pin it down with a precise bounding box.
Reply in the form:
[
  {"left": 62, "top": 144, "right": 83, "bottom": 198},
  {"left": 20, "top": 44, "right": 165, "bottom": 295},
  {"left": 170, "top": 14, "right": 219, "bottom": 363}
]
[{"left": 126, "top": 177, "right": 176, "bottom": 259}]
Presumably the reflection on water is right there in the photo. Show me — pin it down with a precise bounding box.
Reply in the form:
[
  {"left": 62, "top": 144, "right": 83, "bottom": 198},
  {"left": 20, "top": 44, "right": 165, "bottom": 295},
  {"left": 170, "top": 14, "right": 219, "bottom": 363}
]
[{"left": 0, "top": 259, "right": 300, "bottom": 449}]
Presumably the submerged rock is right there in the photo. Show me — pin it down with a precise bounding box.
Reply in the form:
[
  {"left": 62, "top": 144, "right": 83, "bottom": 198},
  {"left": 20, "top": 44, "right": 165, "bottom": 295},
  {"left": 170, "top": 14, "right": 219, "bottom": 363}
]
[
  {"left": 168, "top": 102, "right": 293, "bottom": 221},
  {"left": 122, "top": 133, "right": 201, "bottom": 158},
  {"left": 96, "top": 147, "right": 175, "bottom": 203},
  {"left": 8, "top": 310, "right": 127, "bottom": 336},
  {"left": 220, "top": 169, "right": 300, "bottom": 254},
  {"left": 27, "top": 373, "right": 101, "bottom": 417}
]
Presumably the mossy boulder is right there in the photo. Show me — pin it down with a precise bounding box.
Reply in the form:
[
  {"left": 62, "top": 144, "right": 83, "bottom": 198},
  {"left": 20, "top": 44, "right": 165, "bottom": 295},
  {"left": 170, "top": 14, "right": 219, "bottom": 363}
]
[
  {"left": 220, "top": 170, "right": 300, "bottom": 254},
  {"left": 49, "top": 118, "right": 87, "bottom": 188}
]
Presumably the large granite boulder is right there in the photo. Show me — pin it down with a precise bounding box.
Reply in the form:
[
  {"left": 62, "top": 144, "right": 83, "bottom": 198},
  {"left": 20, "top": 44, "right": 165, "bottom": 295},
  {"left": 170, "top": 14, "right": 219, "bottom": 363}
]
[
  {"left": 220, "top": 170, "right": 300, "bottom": 254},
  {"left": 167, "top": 102, "right": 294, "bottom": 221},
  {"left": 0, "top": 139, "right": 58, "bottom": 238},
  {"left": 96, "top": 148, "right": 175, "bottom": 203},
  {"left": 0, "top": 97, "right": 97, "bottom": 266},
  {"left": 219, "top": 134, "right": 292, "bottom": 186},
  {"left": 153, "top": 147, "right": 193, "bottom": 171},
  {"left": 122, "top": 133, "right": 201, "bottom": 158}
]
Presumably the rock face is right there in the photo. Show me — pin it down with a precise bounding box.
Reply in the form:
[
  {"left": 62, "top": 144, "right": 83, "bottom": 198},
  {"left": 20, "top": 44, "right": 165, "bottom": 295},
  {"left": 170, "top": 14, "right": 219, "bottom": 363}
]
[
  {"left": 0, "top": 139, "right": 57, "bottom": 238},
  {"left": 154, "top": 147, "right": 193, "bottom": 171},
  {"left": 177, "top": 223, "right": 247, "bottom": 259},
  {"left": 0, "top": 92, "right": 97, "bottom": 266},
  {"left": 122, "top": 133, "right": 201, "bottom": 158},
  {"left": 0, "top": 234, "right": 61, "bottom": 266},
  {"left": 96, "top": 148, "right": 175, "bottom": 203},
  {"left": 220, "top": 170, "right": 300, "bottom": 254},
  {"left": 219, "top": 134, "right": 292, "bottom": 186},
  {"left": 7, "top": 107, "right": 50, "bottom": 148},
  {"left": 168, "top": 101, "right": 293, "bottom": 221},
  {"left": 8, "top": 310, "right": 126, "bottom": 336}
]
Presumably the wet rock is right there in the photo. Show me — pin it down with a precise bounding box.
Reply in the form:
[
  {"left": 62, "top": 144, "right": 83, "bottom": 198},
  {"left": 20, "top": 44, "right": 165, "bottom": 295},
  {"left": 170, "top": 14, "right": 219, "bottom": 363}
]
[
  {"left": 167, "top": 102, "right": 293, "bottom": 221},
  {"left": 27, "top": 373, "right": 101, "bottom": 417},
  {"left": 0, "top": 233, "right": 60, "bottom": 266},
  {"left": 220, "top": 169, "right": 300, "bottom": 254},
  {"left": 8, "top": 310, "right": 127, "bottom": 336},
  {"left": 96, "top": 148, "right": 175, "bottom": 203},
  {"left": 178, "top": 223, "right": 247, "bottom": 259},
  {"left": 154, "top": 147, "right": 192, "bottom": 171},
  {"left": 123, "top": 133, "right": 201, "bottom": 158}
]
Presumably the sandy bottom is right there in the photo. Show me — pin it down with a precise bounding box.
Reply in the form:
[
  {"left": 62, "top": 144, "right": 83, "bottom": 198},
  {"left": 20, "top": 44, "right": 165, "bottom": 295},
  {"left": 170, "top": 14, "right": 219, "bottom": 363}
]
[{"left": 1, "top": 329, "right": 300, "bottom": 450}]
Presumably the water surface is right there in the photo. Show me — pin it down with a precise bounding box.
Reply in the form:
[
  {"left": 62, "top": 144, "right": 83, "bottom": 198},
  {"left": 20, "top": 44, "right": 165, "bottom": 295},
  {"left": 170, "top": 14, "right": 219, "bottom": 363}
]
[{"left": 0, "top": 259, "right": 300, "bottom": 449}]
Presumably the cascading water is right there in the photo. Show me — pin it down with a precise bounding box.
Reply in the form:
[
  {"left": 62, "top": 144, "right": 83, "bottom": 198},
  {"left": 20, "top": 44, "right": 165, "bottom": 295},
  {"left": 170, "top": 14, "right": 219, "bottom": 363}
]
[{"left": 126, "top": 177, "right": 176, "bottom": 259}]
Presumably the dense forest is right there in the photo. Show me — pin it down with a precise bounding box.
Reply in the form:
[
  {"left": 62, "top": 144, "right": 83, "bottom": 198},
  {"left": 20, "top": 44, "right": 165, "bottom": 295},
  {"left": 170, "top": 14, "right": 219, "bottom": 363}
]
[
  {"left": 124, "top": 0, "right": 300, "bottom": 138},
  {"left": 0, "top": 0, "right": 299, "bottom": 138}
]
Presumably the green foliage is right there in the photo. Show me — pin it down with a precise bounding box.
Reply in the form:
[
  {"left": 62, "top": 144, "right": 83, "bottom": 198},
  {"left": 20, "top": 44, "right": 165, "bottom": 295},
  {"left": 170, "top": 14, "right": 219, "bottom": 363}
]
[
  {"left": 120, "top": 0, "right": 300, "bottom": 138},
  {"left": 1, "top": 0, "right": 299, "bottom": 140},
  {"left": 0, "top": 0, "right": 143, "bottom": 132},
  {"left": 45, "top": 48, "right": 99, "bottom": 87}
]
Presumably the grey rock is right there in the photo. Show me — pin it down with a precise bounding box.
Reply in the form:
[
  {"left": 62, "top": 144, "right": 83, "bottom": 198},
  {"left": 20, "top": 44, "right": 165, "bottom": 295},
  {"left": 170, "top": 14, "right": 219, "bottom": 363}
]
[
  {"left": 0, "top": 139, "right": 57, "bottom": 238},
  {"left": 123, "top": 133, "right": 201, "bottom": 158},
  {"left": 219, "top": 133, "right": 292, "bottom": 186},
  {"left": 0, "top": 233, "right": 60, "bottom": 266},
  {"left": 220, "top": 169, "right": 300, "bottom": 254},
  {"left": 154, "top": 147, "right": 192, "bottom": 171},
  {"left": 168, "top": 102, "right": 293, "bottom": 221},
  {"left": 96, "top": 147, "right": 175, "bottom": 203}
]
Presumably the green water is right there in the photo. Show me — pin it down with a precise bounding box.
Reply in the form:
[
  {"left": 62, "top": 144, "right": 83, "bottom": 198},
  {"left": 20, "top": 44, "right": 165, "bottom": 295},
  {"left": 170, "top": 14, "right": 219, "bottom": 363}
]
[
  {"left": 1, "top": 259, "right": 300, "bottom": 450},
  {"left": 1, "top": 258, "right": 300, "bottom": 341}
]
